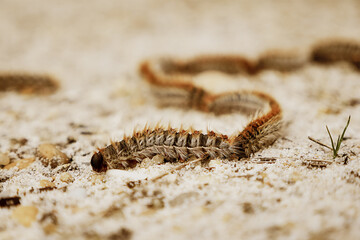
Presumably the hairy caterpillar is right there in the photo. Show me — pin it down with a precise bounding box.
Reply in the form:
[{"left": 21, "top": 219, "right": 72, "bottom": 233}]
[
  {"left": 312, "top": 40, "right": 360, "bottom": 70},
  {"left": 91, "top": 58, "right": 282, "bottom": 172},
  {"left": 0, "top": 73, "right": 59, "bottom": 94},
  {"left": 91, "top": 39, "right": 360, "bottom": 172}
]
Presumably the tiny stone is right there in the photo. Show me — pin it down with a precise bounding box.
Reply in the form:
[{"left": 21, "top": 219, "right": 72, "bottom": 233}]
[
  {"left": 37, "top": 143, "right": 69, "bottom": 168},
  {"left": 59, "top": 172, "right": 74, "bottom": 183},
  {"left": 4, "top": 158, "right": 35, "bottom": 170},
  {"left": 12, "top": 206, "right": 38, "bottom": 227},
  {"left": 39, "top": 180, "right": 55, "bottom": 188},
  {"left": 209, "top": 159, "right": 222, "bottom": 168},
  {"left": 0, "top": 153, "right": 10, "bottom": 165}
]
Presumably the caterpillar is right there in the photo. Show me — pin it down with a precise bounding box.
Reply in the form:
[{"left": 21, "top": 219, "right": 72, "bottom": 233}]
[
  {"left": 88, "top": 40, "right": 360, "bottom": 172},
  {"left": 0, "top": 73, "right": 59, "bottom": 94},
  {"left": 311, "top": 40, "right": 360, "bottom": 70},
  {"left": 91, "top": 58, "right": 282, "bottom": 172}
]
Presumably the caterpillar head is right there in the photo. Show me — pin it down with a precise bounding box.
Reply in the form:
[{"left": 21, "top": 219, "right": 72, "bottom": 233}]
[{"left": 91, "top": 151, "right": 108, "bottom": 172}]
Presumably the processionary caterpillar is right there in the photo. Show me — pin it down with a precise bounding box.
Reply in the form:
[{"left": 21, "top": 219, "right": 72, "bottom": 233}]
[
  {"left": 91, "top": 56, "right": 283, "bottom": 172},
  {"left": 311, "top": 40, "right": 360, "bottom": 69},
  {"left": 0, "top": 73, "right": 59, "bottom": 94},
  {"left": 0, "top": 41, "right": 357, "bottom": 172},
  {"left": 91, "top": 39, "right": 360, "bottom": 172}
]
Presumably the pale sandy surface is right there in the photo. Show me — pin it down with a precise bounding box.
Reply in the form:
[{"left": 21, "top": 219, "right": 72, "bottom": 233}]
[{"left": 1, "top": 0, "right": 360, "bottom": 239}]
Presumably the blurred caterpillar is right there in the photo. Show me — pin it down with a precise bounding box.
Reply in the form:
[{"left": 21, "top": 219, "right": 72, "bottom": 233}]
[
  {"left": 0, "top": 73, "right": 59, "bottom": 94},
  {"left": 311, "top": 40, "right": 360, "bottom": 70}
]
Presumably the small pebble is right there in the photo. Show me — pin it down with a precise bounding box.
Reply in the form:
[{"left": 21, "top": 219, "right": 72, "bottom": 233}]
[
  {"left": 0, "top": 153, "right": 10, "bottom": 165},
  {"left": 60, "top": 172, "right": 74, "bottom": 183},
  {"left": 37, "top": 143, "right": 69, "bottom": 168},
  {"left": 4, "top": 158, "right": 35, "bottom": 170},
  {"left": 209, "top": 159, "right": 222, "bottom": 168},
  {"left": 39, "top": 180, "right": 55, "bottom": 188},
  {"left": 12, "top": 206, "right": 38, "bottom": 227}
]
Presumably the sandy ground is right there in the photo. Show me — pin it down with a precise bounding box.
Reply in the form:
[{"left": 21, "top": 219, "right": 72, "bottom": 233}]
[{"left": 1, "top": 0, "right": 360, "bottom": 239}]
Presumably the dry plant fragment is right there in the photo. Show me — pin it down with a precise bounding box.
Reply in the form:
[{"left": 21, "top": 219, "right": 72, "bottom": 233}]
[{"left": 151, "top": 156, "right": 206, "bottom": 182}]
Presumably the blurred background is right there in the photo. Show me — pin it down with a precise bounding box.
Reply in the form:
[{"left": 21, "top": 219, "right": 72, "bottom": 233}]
[{"left": 1, "top": 0, "right": 359, "bottom": 88}]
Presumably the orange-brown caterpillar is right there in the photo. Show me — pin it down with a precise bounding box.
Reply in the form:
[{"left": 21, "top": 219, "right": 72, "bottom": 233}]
[
  {"left": 91, "top": 39, "right": 360, "bottom": 172},
  {"left": 0, "top": 73, "right": 59, "bottom": 94},
  {"left": 91, "top": 57, "right": 282, "bottom": 172}
]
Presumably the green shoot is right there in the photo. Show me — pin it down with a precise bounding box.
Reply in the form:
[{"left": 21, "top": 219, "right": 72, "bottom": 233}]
[
  {"left": 308, "top": 116, "right": 351, "bottom": 159},
  {"left": 326, "top": 116, "right": 351, "bottom": 158}
]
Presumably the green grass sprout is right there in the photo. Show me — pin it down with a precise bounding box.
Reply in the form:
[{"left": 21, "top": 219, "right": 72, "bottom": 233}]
[
  {"left": 326, "top": 116, "right": 351, "bottom": 158},
  {"left": 308, "top": 115, "right": 351, "bottom": 159}
]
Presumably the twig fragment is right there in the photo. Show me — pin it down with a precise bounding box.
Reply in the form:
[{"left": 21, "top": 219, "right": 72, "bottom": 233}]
[
  {"left": 308, "top": 136, "right": 332, "bottom": 150},
  {"left": 151, "top": 156, "right": 206, "bottom": 182}
]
